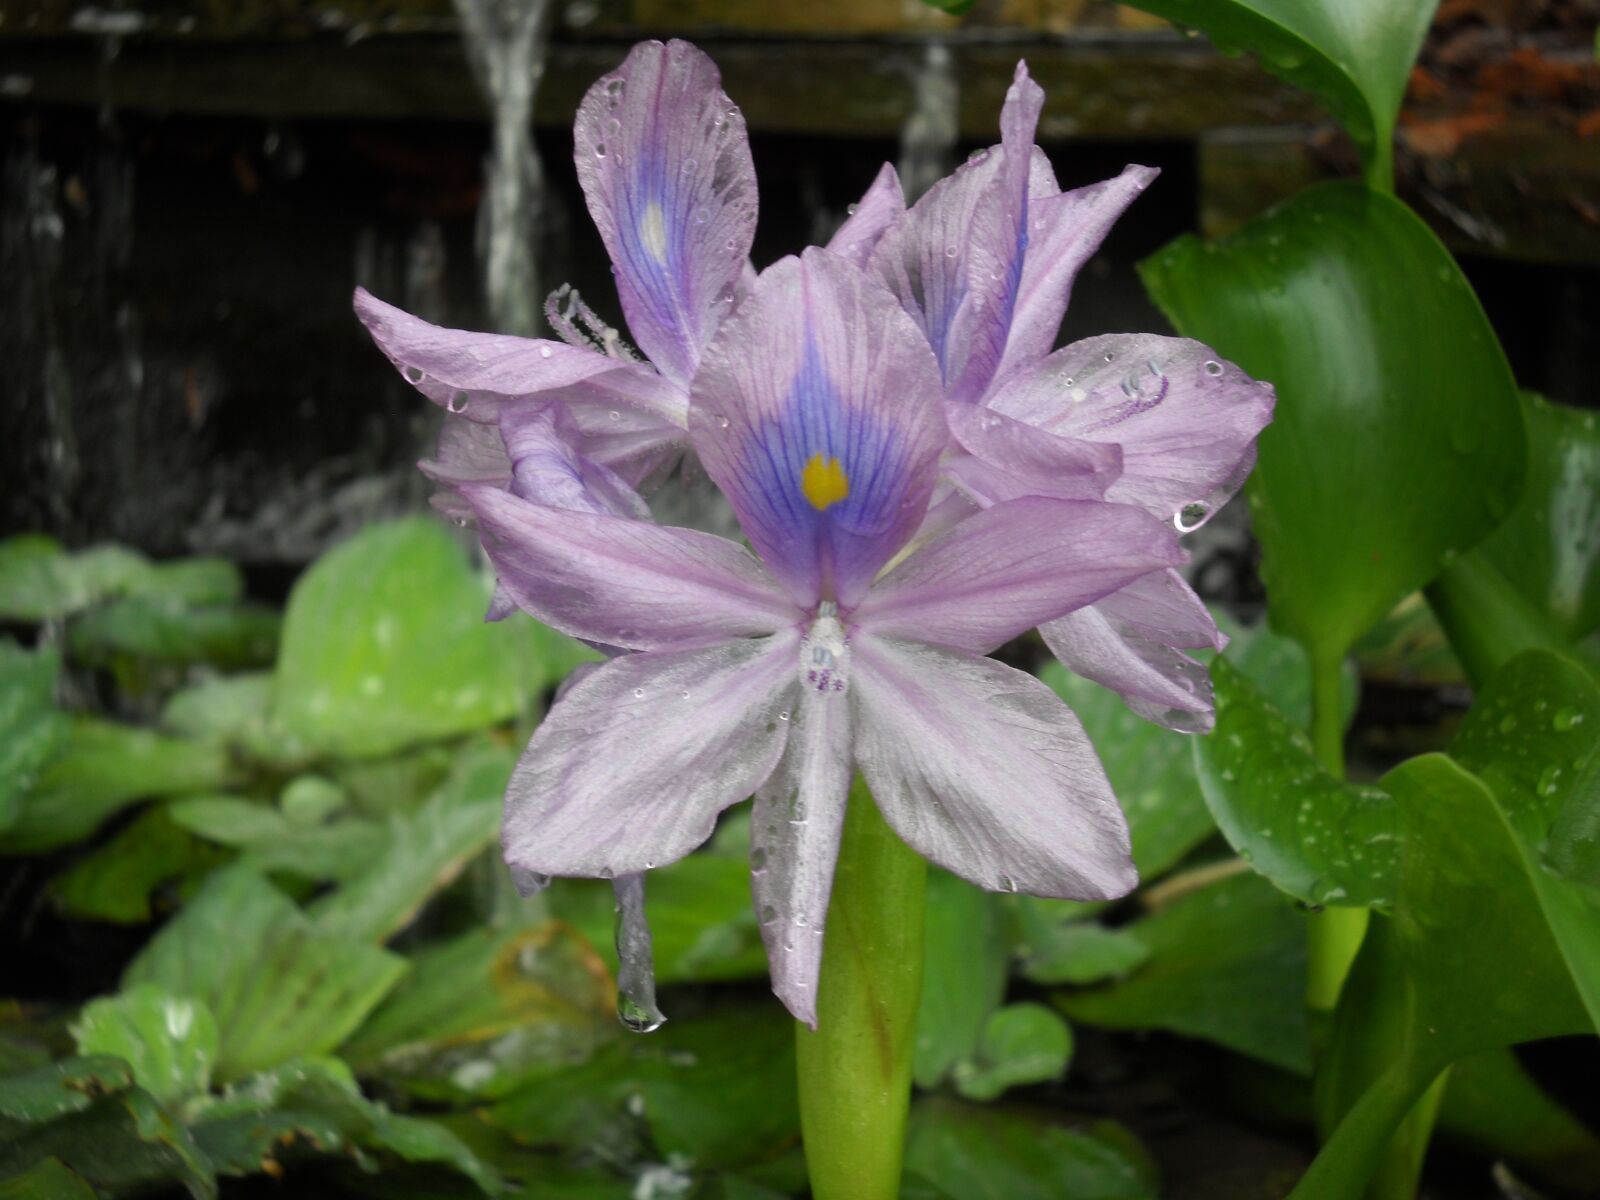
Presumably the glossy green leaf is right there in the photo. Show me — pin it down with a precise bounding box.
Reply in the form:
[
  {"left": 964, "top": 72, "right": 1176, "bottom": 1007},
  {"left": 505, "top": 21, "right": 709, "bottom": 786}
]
[
  {"left": 1473, "top": 393, "right": 1600, "bottom": 642},
  {"left": 1141, "top": 182, "right": 1525, "bottom": 666},
  {"left": 0, "top": 536, "right": 149, "bottom": 621},
  {"left": 913, "top": 869, "right": 1008, "bottom": 1088},
  {"left": 0, "top": 1158, "right": 96, "bottom": 1199},
  {"left": 903, "top": 1098, "right": 1159, "bottom": 1200},
  {"left": 341, "top": 920, "right": 613, "bottom": 1101},
  {"left": 52, "top": 807, "right": 223, "bottom": 924},
  {"left": 1121, "top": 0, "right": 1435, "bottom": 187},
  {"left": 1445, "top": 651, "right": 1600, "bottom": 1015},
  {"left": 0, "top": 641, "right": 65, "bottom": 835},
  {"left": 272, "top": 518, "right": 538, "bottom": 758},
  {"left": 1058, "top": 871, "right": 1310, "bottom": 1075},
  {"left": 950, "top": 1004, "right": 1073, "bottom": 1102},
  {"left": 1299, "top": 751, "right": 1598, "bottom": 1200},
  {"left": 1441, "top": 1049, "right": 1600, "bottom": 1196},
  {"left": 487, "top": 1000, "right": 798, "bottom": 1172},
  {"left": 310, "top": 741, "right": 513, "bottom": 942},
  {"left": 70, "top": 985, "right": 218, "bottom": 1107},
  {"left": 124, "top": 866, "right": 407, "bottom": 1080},
  {"left": 166, "top": 793, "right": 389, "bottom": 883},
  {"left": 0, "top": 719, "right": 236, "bottom": 854},
  {"left": 1196, "top": 660, "right": 1398, "bottom": 908},
  {"left": 187, "top": 1056, "right": 503, "bottom": 1195}
]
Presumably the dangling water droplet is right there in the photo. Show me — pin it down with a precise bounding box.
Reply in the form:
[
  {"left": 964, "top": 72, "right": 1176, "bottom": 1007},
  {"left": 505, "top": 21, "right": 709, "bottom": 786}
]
[
  {"left": 1203, "top": 360, "right": 1224, "bottom": 377},
  {"left": 447, "top": 391, "right": 469, "bottom": 414},
  {"left": 1174, "top": 502, "right": 1208, "bottom": 532},
  {"left": 998, "top": 875, "right": 1018, "bottom": 893},
  {"left": 846, "top": 202, "right": 859, "bottom": 216},
  {"left": 403, "top": 365, "right": 425, "bottom": 384},
  {"left": 538, "top": 344, "right": 553, "bottom": 359},
  {"left": 967, "top": 147, "right": 989, "bottom": 165},
  {"left": 605, "top": 77, "right": 624, "bottom": 100},
  {"left": 452, "top": 515, "right": 469, "bottom": 528}
]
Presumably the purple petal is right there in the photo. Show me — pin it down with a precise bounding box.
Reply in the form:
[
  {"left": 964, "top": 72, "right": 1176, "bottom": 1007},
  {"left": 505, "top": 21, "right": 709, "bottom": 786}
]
[
  {"left": 943, "top": 401, "right": 1121, "bottom": 503},
  {"left": 502, "top": 635, "right": 796, "bottom": 877},
  {"left": 500, "top": 405, "right": 651, "bottom": 519},
  {"left": 986, "top": 333, "right": 1275, "bottom": 529},
  {"left": 420, "top": 415, "right": 512, "bottom": 524},
  {"left": 869, "top": 62, "right": 1042, "bottom": 404},
  {"left": 1041, "top": 568, "right": 1225, "bottom": 733},
  {"left": 462, "top": 484, "right": 794, "bottom": 650},
  {"left": 855, "top": 497, "right": 1185, "bottom": 654},
  {"left": 353, "top": 287, "right": 684, "bottom": 427},
  {"left": 989, "top": 166, "right": 1158, "bottom": 388},
  {"left": 751, "top": 609, "right": 853, "bottom": 1026},
  {"left": 574, "top": 40, "right": 757, "bottom": 389},
  {"left": 689, "top": 248, "right": 946, "bottom": 610},
  {"left": 853, "top": 634, "right": 1136, "bottom": 899},
  {"left": 826, "top": 163, "right": 905, "bottom": 268}
]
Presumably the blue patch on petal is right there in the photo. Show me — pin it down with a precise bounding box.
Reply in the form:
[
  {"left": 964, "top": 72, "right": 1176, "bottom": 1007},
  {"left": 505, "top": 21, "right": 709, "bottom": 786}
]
[{"left": 735, "top": 342, "right": 921, "bottom": 606}]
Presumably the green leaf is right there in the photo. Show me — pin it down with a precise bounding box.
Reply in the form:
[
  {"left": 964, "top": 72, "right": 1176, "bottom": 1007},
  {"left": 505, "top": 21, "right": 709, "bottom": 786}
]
[
  {"left": 0, "top": 1082, "right": 215, "bottom": 1200},
  {"left": 52, "top": 806, "right": 224, "bottom": 924},
  {"left": 0, "top": 1158, "right": 96, "bottom": 1199},
  {"left": 187, "top": 1056, "right": 503, "bottom": 1195},
  {"left": 309, "top": 741, "right": 514, "bottom": 943},
  {"left": 1441, "top": 1049, "right": 1600, "bottom": 1196},
  {"left": 913, "top": 870, "right": 1008, "bottom": 1088},
  {"left": 1017, "top": 923, "right": 1150, "bottom": 987},
  {"left": 341, "top": 920, "right": 613, "bottom": 1101},
  {"left": 0, "top": 719, "right": 236, "bottom": 854},
  {"left": 1141, "top": 182, "right": 1525, "bottom": 666},
  {"left": 1057, "top": 871, "right": 1310, "bottom": 1075},
  {"left": 0, "top": 1056, "right": 134, "bottom": 1124},
  {"left": 487, "top": 1000, "right": 799, "bottom": 1172},
  {"left": 161, "top": 673, "right": 274, "bottom": 741},
  {"left": 271, "top": 518, "right": 544, "bottom": 758},
  {"left": 903, "top": 1098, "right": 1159, "bottom": 1200},
  {"left": 124, "top": 866, "right": 407, "bottom": 1081},
  {"left": 1196, "top": 660, "right": 1398, "bottom": 908},
  {"left": 0, "top": 641, "right": 66, "bottom": 835},
  {"left": 68, "top": 598, "right": 279, "bottom": 671},
  {"left": 950, "top": 1004, "right": 1073, "bottom": 1102},
  {"left": 1299, "top": 751, "right": 1597, "bottom": 1200},
  {"left": 70, "top": 985, "right": 218, "bottom": 1107},
  {"left": 0, "top": 537, "right": 150, "bottom": 621},
  {"left": 1444, "top": 651, "right": 1600, "bottom": 1016},
  {"left": 1039, "top": 663, "right": 1213, "bottom": 880},
  {"left": 1473, "top": 394, "right": 1600, "bottom": 642},
  {"left": 1120, "top": 0, "right": 1435, "bottom": 187}
]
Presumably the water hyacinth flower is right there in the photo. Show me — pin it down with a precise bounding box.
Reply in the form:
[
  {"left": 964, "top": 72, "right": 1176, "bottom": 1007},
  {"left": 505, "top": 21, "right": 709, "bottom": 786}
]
[
  {"left": 867, "top": 63, "right": 1276, "bottom": 732},
  {"left": 466, "top": 248, "right": 1186, "bottom": 1025},
  {"left": 352, "top": 40, "right": 907, "bottom": 523}
]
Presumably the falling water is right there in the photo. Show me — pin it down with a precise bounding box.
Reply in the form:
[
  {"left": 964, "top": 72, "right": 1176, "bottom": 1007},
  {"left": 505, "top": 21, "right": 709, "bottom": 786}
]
[
  {"left": 452, "top": 0, "right": 555, "bottom": 335},
  {"left": 613, "top": 872, "right": 666, "bottom": 1033},
  {"left": 897, "top": 41, "right": 959, "bottom": 203}
]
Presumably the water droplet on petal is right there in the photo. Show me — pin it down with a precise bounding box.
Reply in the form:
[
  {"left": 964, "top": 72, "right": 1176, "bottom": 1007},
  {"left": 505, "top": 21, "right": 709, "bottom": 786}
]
[
  {"left": 594, "top": 142, "right": 607, "bottom": 159},
  {"left": 633, "top": 687, "right": 645, "bottom": 699},
  {"left": 447, "top": 391, "right": 469, "bottom": 414},
  {"left": 609, "top": 410, "right": 621, "bottom": 421},
  {"left": 1203, "top": 359, "right": 1224, "bottom": 377},
  {"left": 718, "top": 416, "right": 730, "bottom": 429},
  {"left": 1103, "top": 351, "right": 1116, "bottom": 363},
  {"left": 778, "top": 711, "right": 790, "bottom": 721},
  {"left": 846, "top": 202, "right": 859, "bottom": 216},
  {"left": 538, "top": 344, "right": 553, "bottom": 359},
  {"left": 403, "top": 365, "right": 425, "bottom": 384},
  {"left": 1174, "top": 502, "right": 1208, "bottom": 532},
  {"left": 944, "top": 246, "right": 958, "bottom": 259},
  {"left": 751, "top": 846, "right": 768, "bottom": 870}
]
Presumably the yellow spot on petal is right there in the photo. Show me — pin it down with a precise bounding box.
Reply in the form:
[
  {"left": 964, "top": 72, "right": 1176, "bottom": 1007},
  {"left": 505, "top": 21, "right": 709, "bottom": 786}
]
[
  {"left": 640, "top": 201, "right": 669, "bottom": 265},
  {"left": 802, "top": 453, "right": 850, "bottom": 512}
]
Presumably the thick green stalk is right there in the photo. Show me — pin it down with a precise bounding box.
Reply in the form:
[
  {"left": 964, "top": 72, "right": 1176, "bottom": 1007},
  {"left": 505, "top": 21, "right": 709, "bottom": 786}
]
[
  {"left": 1306, "top": 647, "right": 1369, "bottom": 1026},
  {"left": 1425, "top": 552, "right": 1570, "bottom": 689},
  {"left": 795, "top": 778, "right": 927, "bottom": 1200}
]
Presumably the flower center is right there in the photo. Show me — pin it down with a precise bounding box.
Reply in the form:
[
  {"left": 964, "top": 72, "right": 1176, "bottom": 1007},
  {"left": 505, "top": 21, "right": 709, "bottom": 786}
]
[
  {"left": 801, "top": 601, "right": 850, "bottom": 695},
  {"left": 800, "top": 452, "right": 850, "bottom": 512}
]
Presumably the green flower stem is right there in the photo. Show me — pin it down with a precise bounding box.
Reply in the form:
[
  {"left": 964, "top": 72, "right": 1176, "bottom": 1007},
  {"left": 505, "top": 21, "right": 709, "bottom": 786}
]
[
  {"left": 1306, "top": 647, "right": 1369, "bottom": 1026},
  {"left": 795, "top": 777, "right": 927, "bottom": 1200}
]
